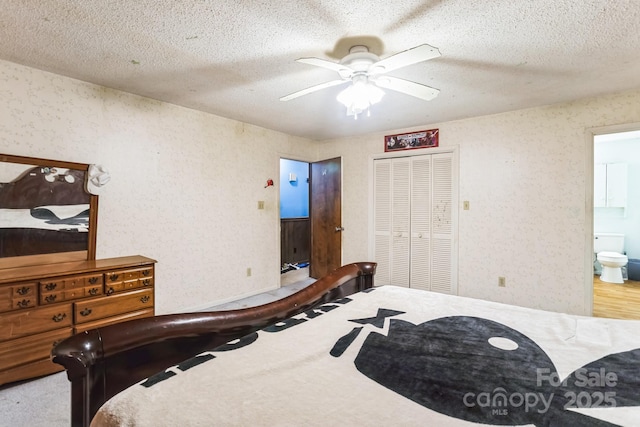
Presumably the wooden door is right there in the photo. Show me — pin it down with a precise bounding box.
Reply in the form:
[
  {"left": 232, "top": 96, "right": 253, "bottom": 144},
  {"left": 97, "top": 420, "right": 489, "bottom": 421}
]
[{"left": 309, "top": 157, "right": 342, "bottom": 278}]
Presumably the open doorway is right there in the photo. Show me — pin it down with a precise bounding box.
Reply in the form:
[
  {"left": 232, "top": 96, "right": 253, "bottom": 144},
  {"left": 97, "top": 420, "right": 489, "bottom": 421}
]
[
  {"left": 279, "top": 158, "right": 311, "bottom": 286},
  {"left": 591, "top": 129, "right": 640, "bottom": 319},
  {"left": 279, "top": 156, "right": 344, "bottom": 286}
]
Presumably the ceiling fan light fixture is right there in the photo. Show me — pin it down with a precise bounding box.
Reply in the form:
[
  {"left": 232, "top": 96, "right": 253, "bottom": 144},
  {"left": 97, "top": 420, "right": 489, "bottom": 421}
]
[
  {"left": 336, "top": 79, "right": 385, "bottom": 118},
  {"left": 281, "top": 43, "right": 441, "bottom": 118}
]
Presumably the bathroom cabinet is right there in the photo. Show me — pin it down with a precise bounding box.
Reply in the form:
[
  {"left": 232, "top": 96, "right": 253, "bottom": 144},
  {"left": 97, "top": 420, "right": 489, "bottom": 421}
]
[{"left": 594, "top": 163, "right": 627, "bottom": 208}]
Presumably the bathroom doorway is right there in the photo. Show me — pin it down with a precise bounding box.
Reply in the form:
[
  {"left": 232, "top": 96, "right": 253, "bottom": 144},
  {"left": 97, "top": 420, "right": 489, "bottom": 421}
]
[{"left": 591, "top": 128, "right": 640, "bottom": 319}]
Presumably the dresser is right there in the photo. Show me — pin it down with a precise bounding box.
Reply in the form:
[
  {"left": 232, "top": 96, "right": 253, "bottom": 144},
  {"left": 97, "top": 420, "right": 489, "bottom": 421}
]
[{"left": 0, "top": 255, "right": 156, "bottom": 386}]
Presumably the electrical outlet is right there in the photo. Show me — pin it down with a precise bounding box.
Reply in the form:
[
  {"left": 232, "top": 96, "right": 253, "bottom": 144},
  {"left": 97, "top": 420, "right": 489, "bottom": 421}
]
[
  {"left": 498, "top": 276, "right": 506, "bottom": 287},
  {"left": 246, "top": 267, "right": 252, "bottom": 277}
]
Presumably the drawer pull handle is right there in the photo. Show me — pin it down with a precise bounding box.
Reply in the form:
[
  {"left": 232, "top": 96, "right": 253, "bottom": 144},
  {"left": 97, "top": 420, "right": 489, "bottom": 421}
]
[
  {"left": 109, "top": 273, "right": 120, "bottom": 281},
  {"left": 88, "top": 277, "right": 99, "bottom": 284},
  {"left": 106, "top": 287, "right": 115, "bottom": 295},
  {"left": 45, "top": 294, "right": 57, "bottom": 303},
  {"left": 17, "top": 286, "right": 30, "bottom": 295},
  {"left": 140, "top": 296, "right": 150, "bottom": 304},
  {"left": 52, "top": 313, "right": 67, "bottom": 322},
  {"left": 16, "top": 299, "right": 31, "bottom": 308},
  {"left": 142, "top": 270, "right": 150, "bottom": 277},
  {"left": 88, "top": 288, "right": 99, "bottom": 296},
  {"left": 45, "top": 283, "right": 57, "bottom": 291},
  {"left": 142, "top": 279, "right": 151, "bottom": 286},
  {"left": 80, "top": 308, "right": 92, "bottom": 317}
]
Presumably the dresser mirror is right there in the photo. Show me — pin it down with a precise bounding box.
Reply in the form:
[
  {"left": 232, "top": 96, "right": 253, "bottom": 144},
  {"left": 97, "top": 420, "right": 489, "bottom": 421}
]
[{"left": 0, "top": 154, "right": 97, "bottom": 269}]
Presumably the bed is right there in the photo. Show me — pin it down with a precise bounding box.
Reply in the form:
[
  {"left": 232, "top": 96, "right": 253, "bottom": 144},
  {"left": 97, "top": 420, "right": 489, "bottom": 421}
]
[
  {"left": 52, "top": 261, "right": 376, "bottom": 427},
  {"left": 52, "top": 262, "right": 640, "bottom": 427}
]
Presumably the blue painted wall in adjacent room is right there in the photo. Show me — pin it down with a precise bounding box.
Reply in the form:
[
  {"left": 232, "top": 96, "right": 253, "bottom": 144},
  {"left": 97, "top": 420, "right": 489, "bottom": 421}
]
[{"left": 280, "top": 159, "right": 309, "bottom": 218}]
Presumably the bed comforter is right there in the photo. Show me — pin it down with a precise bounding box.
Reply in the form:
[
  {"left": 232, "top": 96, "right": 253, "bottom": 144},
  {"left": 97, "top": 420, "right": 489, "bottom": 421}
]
[{"left": 91, "top": 286, "right": 640, "bottom": 427}]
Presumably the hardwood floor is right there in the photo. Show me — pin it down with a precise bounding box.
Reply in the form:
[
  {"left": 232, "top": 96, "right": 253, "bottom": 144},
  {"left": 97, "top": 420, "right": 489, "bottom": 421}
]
[{"left": 593, "top": 276, "right": 640, "bottom": 320}]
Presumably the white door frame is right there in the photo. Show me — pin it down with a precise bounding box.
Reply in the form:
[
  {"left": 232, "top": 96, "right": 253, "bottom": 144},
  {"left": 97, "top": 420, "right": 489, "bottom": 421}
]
[
  {"left": 584, "top": 122, "right": 640, "bottom": 315},
  {"left": 368, "top": 146, "right": 459, "bottom": 292}
]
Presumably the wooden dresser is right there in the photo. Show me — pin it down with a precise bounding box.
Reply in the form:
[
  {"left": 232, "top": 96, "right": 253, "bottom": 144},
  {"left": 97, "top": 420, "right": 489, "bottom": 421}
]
[{"left": 0, "top": 255, "right": 156, "bottom": 386}]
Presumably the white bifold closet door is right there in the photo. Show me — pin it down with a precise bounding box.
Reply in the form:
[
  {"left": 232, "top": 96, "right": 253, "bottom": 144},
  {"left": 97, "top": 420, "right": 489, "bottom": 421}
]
[{"left": 373, "top": 152, "right": 455, "bottom": 294}]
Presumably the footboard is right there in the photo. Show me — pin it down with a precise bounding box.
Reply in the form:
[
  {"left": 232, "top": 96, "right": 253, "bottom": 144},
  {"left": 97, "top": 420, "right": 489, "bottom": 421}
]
[{"left": 52, "top": 262, "right": 376, "bottom": 427}]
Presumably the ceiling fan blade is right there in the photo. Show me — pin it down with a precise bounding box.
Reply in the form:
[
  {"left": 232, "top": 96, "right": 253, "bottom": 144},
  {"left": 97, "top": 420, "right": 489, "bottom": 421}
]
[
  {"left": 374, "top": 76, "right": 440, "bottom": 101},
  {"left": 280, "top": 79, "right": 348, "bottom": 101},
  {"left": 371, "top": 44, "right": 441, "bottom": 74},
  {"left": 296, "top": 57, "right": 353, "bottom": 77}
]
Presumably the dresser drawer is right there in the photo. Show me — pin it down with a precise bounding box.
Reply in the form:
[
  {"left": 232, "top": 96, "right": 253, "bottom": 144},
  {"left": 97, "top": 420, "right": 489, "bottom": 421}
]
[
  {"left": 105, "top": 279, "right": 136, "bottom": 294},
  {"left": 0, "top": 327, "right": 73, "bottom": 370},
  {"left": 12, "top": 296, "right": 37, "bottom": 310},
  {"left": 0, "top": 283, "right": 38, "bottom": 313},
  {"left": 39, "top": 273, "right": 104, "bottom": 293},
  {"left": 0, "top": 304, "right": 73, "bottom": 341},
  {"left": 40, "top": 291, "right": 65, "bottom": 305},
  {"left": 39, "top": 278, "right": 65, "bottom": 293},
  {"left": 12, "top": 283, "right": 38, "bottom": 298},
  {"left": 84, "top": 284, "right": 103, "bottom": 298},
  {"left": 105, "top": 267, "right": 154, "bottom": 295},
  {"left": 75, "top": 308, "right": 154, "bottom": 334},
  {"left": 74, "top": 288, "right": 154, "bottom": 324},
  {"left": 0, "top": 255, "right": 156, "bottom": 386}
]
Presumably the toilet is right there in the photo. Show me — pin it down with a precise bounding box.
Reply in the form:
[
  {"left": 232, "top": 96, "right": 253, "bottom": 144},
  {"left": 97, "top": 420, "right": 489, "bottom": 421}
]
[{"left": 594, "top": 233, "right": 628, "bottom": 284}]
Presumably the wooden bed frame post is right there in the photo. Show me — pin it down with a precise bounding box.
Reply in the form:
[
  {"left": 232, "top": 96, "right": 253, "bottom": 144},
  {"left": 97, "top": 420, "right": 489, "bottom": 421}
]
[{"left": 53, "top": 262, "right": 376, "bottom": 427}]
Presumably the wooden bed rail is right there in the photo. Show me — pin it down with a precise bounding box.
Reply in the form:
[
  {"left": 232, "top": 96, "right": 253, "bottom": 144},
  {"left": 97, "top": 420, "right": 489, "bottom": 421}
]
[{"left": 52, "top": 262, "right": 376, "bottom": 427}]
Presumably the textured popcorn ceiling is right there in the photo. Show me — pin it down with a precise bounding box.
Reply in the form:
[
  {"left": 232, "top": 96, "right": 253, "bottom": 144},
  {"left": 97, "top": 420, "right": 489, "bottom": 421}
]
[{"left": 1, "top": 0, "right": 640, "bottom": 141}]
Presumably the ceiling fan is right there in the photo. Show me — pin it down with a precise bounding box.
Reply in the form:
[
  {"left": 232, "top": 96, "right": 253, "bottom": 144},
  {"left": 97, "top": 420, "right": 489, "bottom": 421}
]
[{"left": 280, "top": 43, "right": 441, "bottom": 118}]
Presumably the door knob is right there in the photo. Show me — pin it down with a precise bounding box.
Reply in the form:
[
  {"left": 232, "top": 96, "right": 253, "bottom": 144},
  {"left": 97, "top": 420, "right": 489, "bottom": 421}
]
[{"left": 335, "top": 226, "right": 345, "bottom": 232}]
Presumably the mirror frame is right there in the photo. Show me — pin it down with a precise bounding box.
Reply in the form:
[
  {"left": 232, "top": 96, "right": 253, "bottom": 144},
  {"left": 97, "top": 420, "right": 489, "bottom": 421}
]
[{"left": 0, "top": 153, "right": 98, "bottom": 269}]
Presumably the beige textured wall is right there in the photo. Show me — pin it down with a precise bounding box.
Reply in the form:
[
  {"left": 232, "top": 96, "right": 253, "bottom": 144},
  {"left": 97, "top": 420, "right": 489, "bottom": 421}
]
[
  {"left": 0, "top": 59, "right": 317, "bottom": 314},
  {"left": 319, "top": 90, "right": 640, "bottom": 315},
  {"left": 3, "top": 57, "right": 640, "bottom": 316}
]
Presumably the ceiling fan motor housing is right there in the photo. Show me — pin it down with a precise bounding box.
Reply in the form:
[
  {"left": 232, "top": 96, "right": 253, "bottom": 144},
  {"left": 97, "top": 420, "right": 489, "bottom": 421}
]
[{"left": 339, "top": 45, "right": 380, "bottom": 76}]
